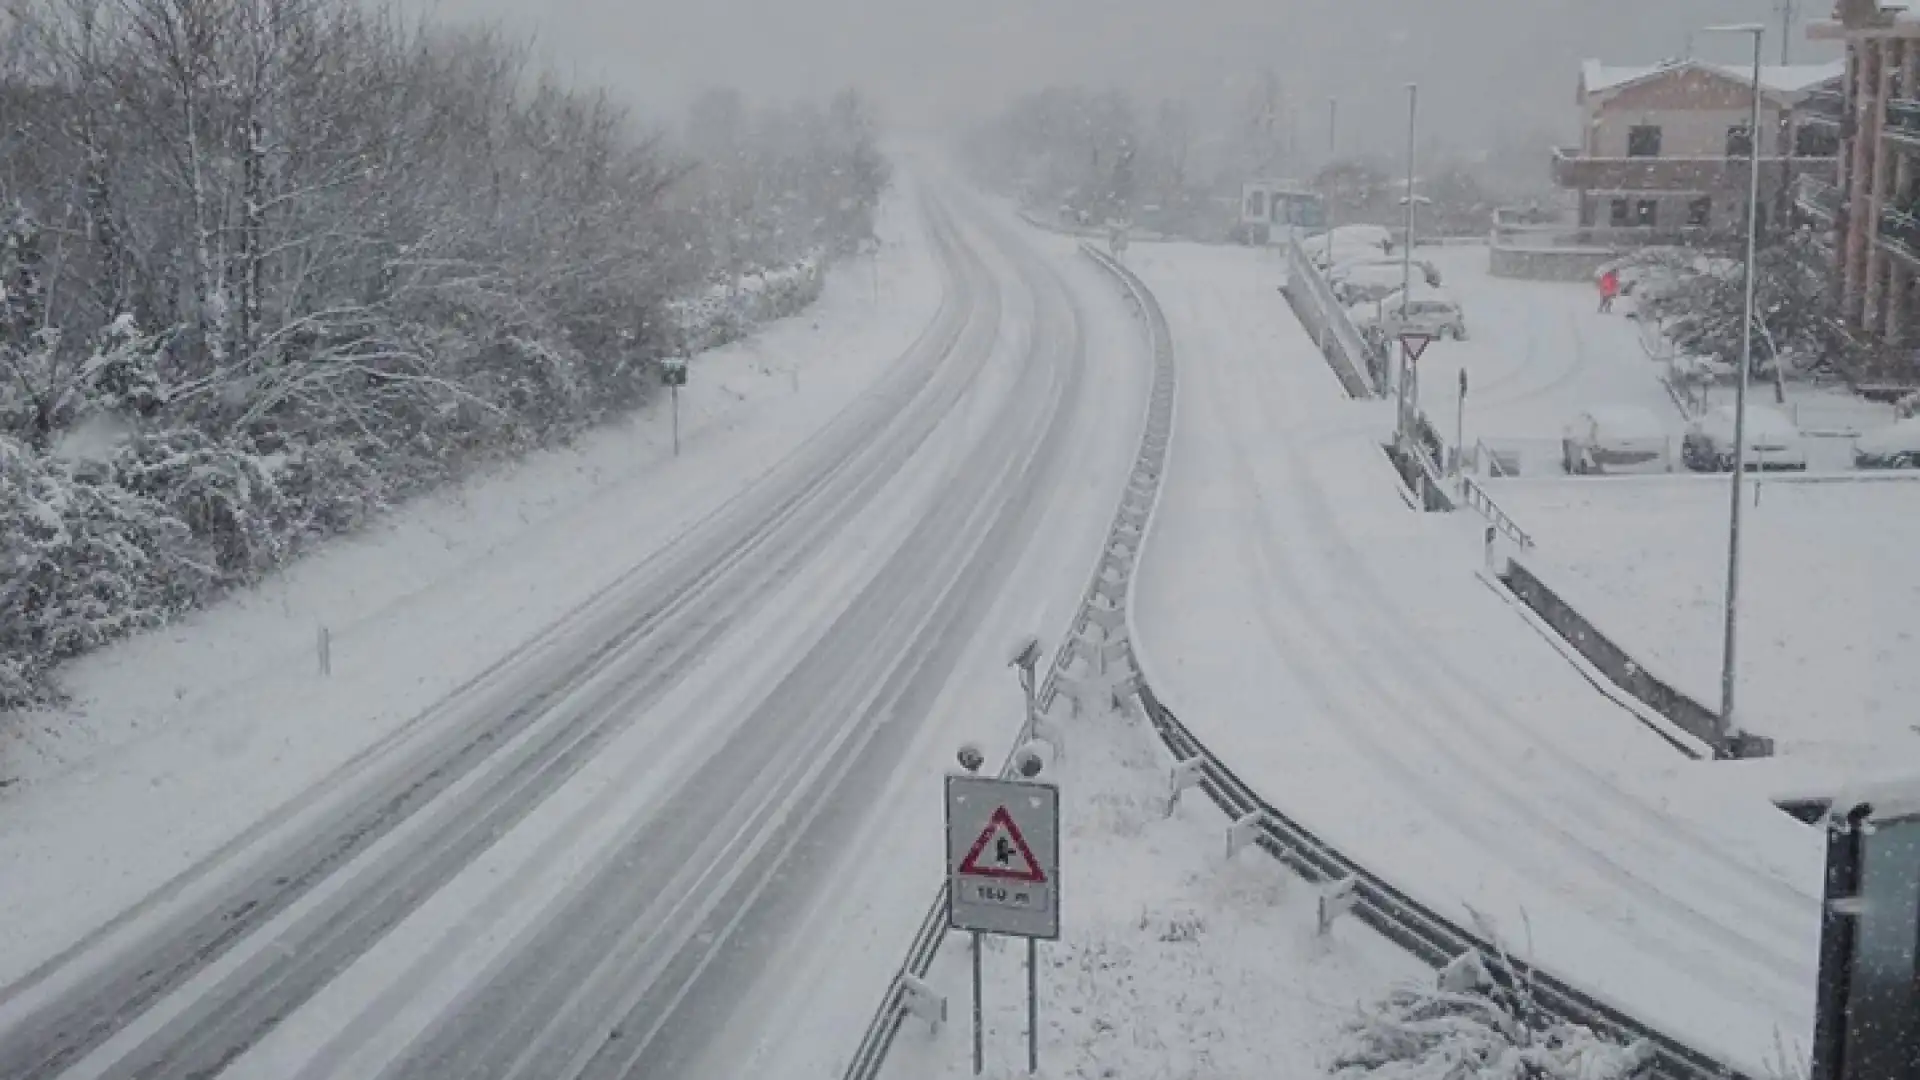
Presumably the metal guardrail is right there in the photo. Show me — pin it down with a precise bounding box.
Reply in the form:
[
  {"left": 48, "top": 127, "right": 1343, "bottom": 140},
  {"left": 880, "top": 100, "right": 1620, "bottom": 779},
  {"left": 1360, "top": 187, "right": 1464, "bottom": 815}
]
[
  {"left": 1137, "top": 686, "right": 1752, "bottom": 1080},
  {"left": 1458, "top": 472, "right": 1535, "bottom": 550},
  {"left": 840, "top": 241, "right": 1176, "bottom": 1080},
  {"left": 1282, "top": 235, "right": 1379, "bottom": 398}
]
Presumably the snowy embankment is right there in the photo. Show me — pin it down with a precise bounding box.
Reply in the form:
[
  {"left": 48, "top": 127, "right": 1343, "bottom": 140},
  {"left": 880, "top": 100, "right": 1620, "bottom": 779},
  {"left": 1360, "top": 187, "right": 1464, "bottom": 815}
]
[
  {"left": 1126, "top": 240, "right": 1821, "bottom": 1076},
  {"left": 1493, "top": 474, "right": 1920, "bottom": 762},
  {"left": 0, "top": 184, "right": 937, "bottom": 989}
]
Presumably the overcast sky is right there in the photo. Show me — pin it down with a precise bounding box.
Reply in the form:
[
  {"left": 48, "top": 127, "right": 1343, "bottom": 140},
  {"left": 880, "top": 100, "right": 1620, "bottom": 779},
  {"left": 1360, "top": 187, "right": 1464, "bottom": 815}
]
[{"left": 414, "top": 0, "right": 1840, "bottom": 155}]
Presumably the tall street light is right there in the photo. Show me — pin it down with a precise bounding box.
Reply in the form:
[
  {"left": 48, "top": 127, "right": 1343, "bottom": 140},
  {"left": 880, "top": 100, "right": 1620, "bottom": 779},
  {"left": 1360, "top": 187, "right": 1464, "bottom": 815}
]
[
  {"left": 1324, "top": 97, "right": 1339, "bottom": 264},
  {"left": 1702, "top": 22, "right": 1765, "bottom": 756},
  {"left": 1397, "top": 83, "right": 1418, "bottom": 442}
]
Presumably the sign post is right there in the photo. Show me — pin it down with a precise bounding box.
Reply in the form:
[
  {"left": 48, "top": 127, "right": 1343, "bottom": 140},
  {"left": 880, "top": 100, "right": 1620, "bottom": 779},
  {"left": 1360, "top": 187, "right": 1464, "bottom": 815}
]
[
  {"left": 1454, "top": 367, "right": 1469, "bottom": 476},
  {"left": 947, "top": 773, "right": 1060, "bottom": 1075},
  {"left": 661, "top": 356, "right": 689, "bottom": 457},
  {"left": 1395, "top": 329, "right": 1435, "bottom": 450}
]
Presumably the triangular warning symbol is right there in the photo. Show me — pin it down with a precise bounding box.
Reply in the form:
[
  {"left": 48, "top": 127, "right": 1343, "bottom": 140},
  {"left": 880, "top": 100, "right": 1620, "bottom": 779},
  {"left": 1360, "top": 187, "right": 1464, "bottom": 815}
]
[{"left": 958, "top": 806, "right": 1046, "bottom": 883}]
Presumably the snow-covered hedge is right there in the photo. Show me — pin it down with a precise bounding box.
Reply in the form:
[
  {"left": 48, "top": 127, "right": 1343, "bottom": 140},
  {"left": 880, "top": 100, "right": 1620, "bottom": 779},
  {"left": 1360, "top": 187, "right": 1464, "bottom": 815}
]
[
  {"left": 1332, "top": 952, "right": 1655, "bottom": 1080},
  {"left": 666, "top": 257, "right": 827, "bottom": 355}
]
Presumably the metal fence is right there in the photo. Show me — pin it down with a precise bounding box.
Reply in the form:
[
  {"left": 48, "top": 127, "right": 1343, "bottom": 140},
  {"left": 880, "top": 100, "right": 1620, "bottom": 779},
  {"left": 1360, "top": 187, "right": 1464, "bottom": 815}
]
[{"left": 1281, "top": 235, "right": 1379, "bottom": 398}]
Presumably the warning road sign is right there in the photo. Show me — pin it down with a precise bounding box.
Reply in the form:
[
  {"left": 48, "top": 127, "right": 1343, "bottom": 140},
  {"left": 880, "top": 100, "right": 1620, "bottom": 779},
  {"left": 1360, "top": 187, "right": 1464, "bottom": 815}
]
[
  {"left": 958, "top": 806, "right": 1046, "bottom": 882},
  {"left": 946, "top": 774, "right": 1060, "bottom": 939},
  {"left": 1398, "top": 330, "right": 1435, "bottom": 365}
]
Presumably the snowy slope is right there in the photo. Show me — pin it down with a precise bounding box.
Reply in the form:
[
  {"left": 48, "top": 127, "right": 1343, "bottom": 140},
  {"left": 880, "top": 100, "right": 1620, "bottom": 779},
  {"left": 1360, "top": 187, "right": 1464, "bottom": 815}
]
[{"left": 1127, "top": 241, "right": 1823, "bottom": 1076}]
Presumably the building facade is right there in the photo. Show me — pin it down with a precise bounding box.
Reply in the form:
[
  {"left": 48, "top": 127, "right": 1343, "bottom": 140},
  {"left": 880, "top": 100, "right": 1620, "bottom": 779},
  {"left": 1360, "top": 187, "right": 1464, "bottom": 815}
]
[
  {"left": 1555, "top": 59, "right": 1842, "bottom": 239},
  {"left": 1811, "top": 3, "right": 1920, "bottom": 348}
]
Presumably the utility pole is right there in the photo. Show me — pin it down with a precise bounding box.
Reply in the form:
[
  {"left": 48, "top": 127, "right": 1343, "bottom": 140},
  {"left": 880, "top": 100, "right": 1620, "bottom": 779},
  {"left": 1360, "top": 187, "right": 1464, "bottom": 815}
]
[
  {"left": 1778, "top": 0, "right": 1796, "bottom": 65},
  {"left": 1397, "top": 83, "right": 1419, "bottom": 442}
]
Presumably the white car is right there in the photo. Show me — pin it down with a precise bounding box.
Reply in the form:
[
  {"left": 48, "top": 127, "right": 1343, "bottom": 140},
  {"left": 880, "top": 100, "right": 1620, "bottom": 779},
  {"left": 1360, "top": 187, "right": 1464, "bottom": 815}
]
[
  {"left": 1352, "top": 284, "right": 1468, "bottom": 340},
  {"left": 1682, "top": 404, "right": 1808, "bottom": 472},
  {"left": 1333, "top": 263, "right": 1415, "bottom": 304},
  {"left": 1854, "top": 416, "right": 1920, "bottom": 469},
  {"left": 1325, "top": 224, "right": 1393, "bottom": 251},
  {"left": 1562, "top": 406, "right": 1672, "bottom": 475}
]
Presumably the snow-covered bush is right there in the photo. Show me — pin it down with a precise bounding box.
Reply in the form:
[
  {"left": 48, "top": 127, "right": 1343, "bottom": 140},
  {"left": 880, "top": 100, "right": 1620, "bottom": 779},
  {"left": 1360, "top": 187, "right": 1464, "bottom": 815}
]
[{"left": 1331, "top": 952, "right": 1655, "bottom": 1080}]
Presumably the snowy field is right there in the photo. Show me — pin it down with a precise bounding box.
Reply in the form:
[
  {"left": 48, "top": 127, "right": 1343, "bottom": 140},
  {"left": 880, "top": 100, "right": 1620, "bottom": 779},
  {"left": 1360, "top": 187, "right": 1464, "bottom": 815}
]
[
  {"left": 1127, "top": 240, "right": 1822, "bottom": 1076},
  {"left": 879, "top": 694, "right": 1424, "bottom": 1080},
  {"left": 1492, "top": 473, "right": 1920, "bottom": 762}
]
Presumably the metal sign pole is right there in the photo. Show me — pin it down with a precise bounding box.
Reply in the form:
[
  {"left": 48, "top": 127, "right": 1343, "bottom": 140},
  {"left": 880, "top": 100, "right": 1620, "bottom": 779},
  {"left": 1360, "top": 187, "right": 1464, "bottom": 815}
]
[
  {"left": 1026, "top": 938, "right": 1039, "bottom": 1073},
  {"left": 671, "top": 383, "right": 680, "bottom": 458},
  {"left": 1454, "top": 369, "right": 1468, "bottom": 477},
  {"left": 971, "top": 932, "right": 984, "bottom": 1075}
]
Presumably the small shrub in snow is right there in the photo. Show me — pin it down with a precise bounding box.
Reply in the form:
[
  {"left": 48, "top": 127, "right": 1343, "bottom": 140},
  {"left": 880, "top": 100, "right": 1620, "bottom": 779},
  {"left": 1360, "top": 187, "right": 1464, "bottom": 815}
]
[{"left": 1331, "top": 952, "right": 1655, "bottom": 1080}]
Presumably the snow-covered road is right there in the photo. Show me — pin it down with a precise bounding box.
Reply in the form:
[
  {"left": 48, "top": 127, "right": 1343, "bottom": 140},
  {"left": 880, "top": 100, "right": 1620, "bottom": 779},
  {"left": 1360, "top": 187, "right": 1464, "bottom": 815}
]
[
  {"left": 0, "top": 180, "right": 1149, "bottom": 1079},
  {"left": 1127, "top": 241, "right": 1824, "bottom": 1075}
]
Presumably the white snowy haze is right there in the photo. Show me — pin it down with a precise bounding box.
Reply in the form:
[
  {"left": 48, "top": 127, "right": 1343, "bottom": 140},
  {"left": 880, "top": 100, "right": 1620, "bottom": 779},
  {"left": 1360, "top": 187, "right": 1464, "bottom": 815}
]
[{"left": 415, "top": 0, "right": 1838, "bottom": 155}]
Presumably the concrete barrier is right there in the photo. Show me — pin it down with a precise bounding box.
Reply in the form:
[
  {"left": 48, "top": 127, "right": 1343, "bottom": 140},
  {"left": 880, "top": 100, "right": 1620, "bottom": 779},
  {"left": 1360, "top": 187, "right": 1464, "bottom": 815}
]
[{"left": 1497, "top": 558, "right": 1769, "bottom": 757}]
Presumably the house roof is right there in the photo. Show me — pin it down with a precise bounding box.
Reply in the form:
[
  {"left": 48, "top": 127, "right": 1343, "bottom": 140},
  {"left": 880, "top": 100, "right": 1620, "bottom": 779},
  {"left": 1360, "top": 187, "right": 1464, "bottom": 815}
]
[{"left": 1580, "top": 58, "right": 1845, "bottom": 99}]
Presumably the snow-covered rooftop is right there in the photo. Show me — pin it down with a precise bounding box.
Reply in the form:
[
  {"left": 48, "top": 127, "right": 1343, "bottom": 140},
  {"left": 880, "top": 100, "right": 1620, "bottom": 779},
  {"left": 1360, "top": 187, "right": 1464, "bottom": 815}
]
[{"left": 1581, "top": 58, "right": 1846, "bottom": 98}]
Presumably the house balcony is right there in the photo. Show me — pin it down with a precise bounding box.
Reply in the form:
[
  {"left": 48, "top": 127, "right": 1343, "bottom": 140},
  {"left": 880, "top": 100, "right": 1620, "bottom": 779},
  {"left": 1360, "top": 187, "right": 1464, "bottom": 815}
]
[
  {"left": 1801, "top": 87, "right": 1849, "bottom": 132},
  {"left": 1885, "top": 98, "right": 1920, "bottom": 147},
  {"left": 1880, "top": 205, "right": 1920, "bottom": 262},
  {"left": 1551, "top": 146, "right": 1838, "bottom": 192},
  {"left": 1795, "top": 173, "right": 1844, "bottom": 224}
]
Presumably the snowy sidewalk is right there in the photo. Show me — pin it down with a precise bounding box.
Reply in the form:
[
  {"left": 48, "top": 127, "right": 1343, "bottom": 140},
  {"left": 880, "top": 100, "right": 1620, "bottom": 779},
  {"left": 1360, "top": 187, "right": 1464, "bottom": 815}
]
[{"left": 1127, "top": 241, "right": 1823, "bottom": 1076}]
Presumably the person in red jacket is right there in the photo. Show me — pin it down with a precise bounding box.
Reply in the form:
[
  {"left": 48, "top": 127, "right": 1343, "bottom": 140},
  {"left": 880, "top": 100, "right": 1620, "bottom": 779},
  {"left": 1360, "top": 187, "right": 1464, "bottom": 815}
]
[{"left": 1598, "top": 268, "right": 1620, "bottom": 313}]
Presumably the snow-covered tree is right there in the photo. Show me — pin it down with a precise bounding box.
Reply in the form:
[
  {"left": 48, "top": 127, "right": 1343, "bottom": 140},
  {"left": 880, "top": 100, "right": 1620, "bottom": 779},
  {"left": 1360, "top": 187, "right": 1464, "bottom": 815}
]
[{"left": 1332, "top": 952, "right": 1656, "bottom": 1080}]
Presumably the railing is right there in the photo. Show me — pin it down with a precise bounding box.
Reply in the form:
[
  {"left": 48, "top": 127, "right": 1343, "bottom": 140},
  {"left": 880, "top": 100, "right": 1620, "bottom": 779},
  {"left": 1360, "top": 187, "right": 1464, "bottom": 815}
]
[
  {"left": 1794, "top": 173, "right": 1843, "bottom": 222},
  {"left": 1458, "top": 472, "right": 1535, "bottom": 550},
  {"left": 1879, "top": 205, "right": 1920, "bottom": 261},
  {"left": 1885, "top": 97, "right": 1920, "bottom": 141},
  {"left": 1549, "top": 146, "right": 1837, "bottom": 192},
  {"left": 1281, "top": 233, "right": 1379, "bottom": 398},
  {"left": 1801, "top": 87, "right": 1848, "bottom": 125},
  {"left": 841, "top": 242, "right": 1177, "bottom": 1080}
]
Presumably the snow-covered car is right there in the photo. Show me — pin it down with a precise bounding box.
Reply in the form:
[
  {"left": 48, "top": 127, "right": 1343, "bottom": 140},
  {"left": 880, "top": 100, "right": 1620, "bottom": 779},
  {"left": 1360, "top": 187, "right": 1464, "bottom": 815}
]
[
  {"left": 1328, "top": 254, "right": 1441, "bottom": 291},
  {"left": 1853, "top": 417, "right": 1920, "bottom": 469},
  {"left": 1324, "top": 224, "right": 1393, "bottom": 252},
  {"left": 1681, "top": 404, "right": 1808, "bottom": 472},
  {"left": 1562, "top": 405, "right": 1672, "bottom": 475},
  {"left": 1313, "top": 239, "right": 1394, "bottom": 271},
  {"left": 1352, "top": 284, "right": 1468, "bottom": 340}
]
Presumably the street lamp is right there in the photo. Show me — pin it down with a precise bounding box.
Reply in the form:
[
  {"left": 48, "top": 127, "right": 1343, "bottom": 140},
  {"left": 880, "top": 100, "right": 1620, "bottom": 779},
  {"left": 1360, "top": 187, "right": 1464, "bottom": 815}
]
[
  {"left": 1396, "top": 83, "right": 1419, "bottom": 444},
  {"left": 1701, "top": 22, "right": 1765, "bottom": 755}
]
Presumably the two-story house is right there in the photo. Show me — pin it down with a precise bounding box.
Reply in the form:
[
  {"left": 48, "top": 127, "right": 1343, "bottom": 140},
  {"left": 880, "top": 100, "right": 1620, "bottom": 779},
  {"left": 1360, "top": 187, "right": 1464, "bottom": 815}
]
[{"left": 1553, "top": 58, "right": 1844, "bottom": 237}]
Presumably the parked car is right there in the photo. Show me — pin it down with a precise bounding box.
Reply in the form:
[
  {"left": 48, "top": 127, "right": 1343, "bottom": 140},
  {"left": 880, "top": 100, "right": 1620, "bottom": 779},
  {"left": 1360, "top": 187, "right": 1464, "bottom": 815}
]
[
  {"left": 1562, "top": 406, "right": 1672, "bottom": 475},
  {"left": 1328, "top": 254, "right": 1442, "bottom": 291},
  {"left": 1854, "top": 417, "right": 1920, "bottom": 468},
  {"left": 1325, "top": 224, "right": 1393, "bottom": 251},
  {"left": 1313, "top": 239, "right": 1393, "bottom": 271},
  {"left": 1351, "top": 284, "right": 1468, "bottom": 340},
  {"left": 1681, "top": 404, "right": 1808, "bottom": 471}
]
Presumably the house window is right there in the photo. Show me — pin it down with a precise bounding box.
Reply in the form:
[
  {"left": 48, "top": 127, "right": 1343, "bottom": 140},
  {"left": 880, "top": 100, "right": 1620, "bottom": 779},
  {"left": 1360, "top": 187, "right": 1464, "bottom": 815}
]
[
  {"left": 1795, "top": 123, "right": 1839, "bottom": 157},
  {"left": 1687, "top": 196, "right": 1713, "bottom": 227},
  {"left": 1610, "top": 198, "right": 1632, "bottom": 226},
  {"left": 1627, "top": 125, "right": 1662, "bottom": 157},
  {"left": 1726, "top": 124, "right": 1755, "bottom": 157},
  {"left": 1245, "top": 191, "right": 1266, "bottom": 220},
  {"left": 1634, "top": 200, "right": 1658, "bottom": 227}
]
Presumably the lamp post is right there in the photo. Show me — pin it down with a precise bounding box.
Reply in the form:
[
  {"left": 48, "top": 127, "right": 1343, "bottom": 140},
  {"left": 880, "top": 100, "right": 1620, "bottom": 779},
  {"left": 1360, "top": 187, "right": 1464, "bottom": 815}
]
[
  {"left": 1702, "top": 22, "right": 1765, "bottom": 755},
  {"left": 1396, "top": 83, "right": 1418, "bottom": 443},
  {"left": 1324, "top": 97, "right": 1338, "bottom": 264}
]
